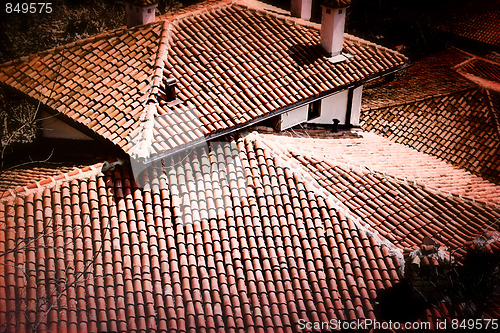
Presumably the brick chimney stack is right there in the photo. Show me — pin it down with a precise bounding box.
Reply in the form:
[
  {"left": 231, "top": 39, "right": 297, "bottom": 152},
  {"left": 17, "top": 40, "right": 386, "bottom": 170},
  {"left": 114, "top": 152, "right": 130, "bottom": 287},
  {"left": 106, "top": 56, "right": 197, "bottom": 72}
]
[
  {"left": 320, "top": 0, "right": 351, "bottom": 56},
  {"left": 125, "top": 0, "right": 158, "bottom": 28}
]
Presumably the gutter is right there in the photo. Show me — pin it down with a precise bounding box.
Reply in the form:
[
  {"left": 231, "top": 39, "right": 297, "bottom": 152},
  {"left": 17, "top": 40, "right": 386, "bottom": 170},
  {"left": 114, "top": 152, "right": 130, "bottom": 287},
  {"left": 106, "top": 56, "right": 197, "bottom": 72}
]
[{"left": 139, "top": 62, "right": 410, "bottom": 164}]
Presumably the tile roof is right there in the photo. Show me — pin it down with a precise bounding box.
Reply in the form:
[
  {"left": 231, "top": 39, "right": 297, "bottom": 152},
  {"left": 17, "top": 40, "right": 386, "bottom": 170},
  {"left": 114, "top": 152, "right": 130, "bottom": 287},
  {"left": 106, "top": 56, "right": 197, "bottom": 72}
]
[
  {"left": 436, "top": 9, "right": 500, "bottom": 48},
  {"left": 0, "top": 165, "right": 86, "bottom": 194},
  {"left": 456, "top": 57, "right": 500, "bottom": 92},
  {"left": 254, "top": 133, "right": 500, "bottom": 259},
  {"left": 362, "top": 48, "right": 475, "bottom": 110},
  {"left": 361, "top": 88, "right": 500, "bottom": 184},
  {"left": 1, "top": 133, "right": 498, "bottom": 331},
  {"left": 259, "top": 130, "right": 500, "bottom": 206},
  {"left": 0, "top": 136, "right": 404, "bottom": 332},
  {"left": 0, "top": 0, "right": 407, "bottom": 160},
  {"left": 0, "top": 20, "right": 169, "bottom": 151}
]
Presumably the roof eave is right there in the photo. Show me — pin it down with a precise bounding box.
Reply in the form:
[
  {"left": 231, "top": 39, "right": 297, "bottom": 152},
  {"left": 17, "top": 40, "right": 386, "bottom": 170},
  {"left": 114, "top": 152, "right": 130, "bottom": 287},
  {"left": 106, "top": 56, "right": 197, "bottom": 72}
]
[{"left": 136, "top": 62, "right": 410, "bottom": 164}]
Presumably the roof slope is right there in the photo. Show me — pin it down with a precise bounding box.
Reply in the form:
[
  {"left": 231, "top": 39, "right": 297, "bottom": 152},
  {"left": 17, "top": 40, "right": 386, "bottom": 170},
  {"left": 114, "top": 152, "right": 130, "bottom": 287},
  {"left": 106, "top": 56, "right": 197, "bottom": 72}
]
[
  {"left": 362, "top": 88, "right": 500, "bottom": 183},
  {"left": 0, "top": 165, "right": 86, "bottom": 194},
  {"left": 456, "top": 58, "right": 500, "bottom": 91},
  {"left": 361, "top": 48, "right": 500, "bottom": 183},
  {"left": 146, "top": 2, "right": 406, "bottom": 158},
  {"left": 436, "top": 8, "right": 500, "bottom": 48},
  {"left": 260, "top": 131, "right": 500, "bottom": 205},
  {"left": 0, "top": 0, "right": 406, "bottom": 159},
  {"left": 362, "top": 48, "right": 475, "bottom": 110},
  {"left": 0, "top": 136, "right": 403, "bottom": 332},
  {"left": 0, "top": 21, "right": 169, "bottom": 151},
  {"left": 1, "top": 134, "right": 499, "bottom": 331},
  {"left": 255, "top": 133, "right": 500, "bottom": 259}
]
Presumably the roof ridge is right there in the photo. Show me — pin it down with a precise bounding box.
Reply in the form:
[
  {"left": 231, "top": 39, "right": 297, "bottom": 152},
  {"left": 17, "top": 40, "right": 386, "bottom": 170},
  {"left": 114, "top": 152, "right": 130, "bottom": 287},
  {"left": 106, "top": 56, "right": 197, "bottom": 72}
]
[
  {"left": 0, "top": 21, "right": 164, "bottom": 69},
  {"left": 485, "top": 89, "right": 500, "bottom": 137},
  {"left": 246, "top": 132, "right": 406, "bottom": 271},
  {"left": 255, "top": 132, "right": 500, "bottom": 212},
  {"left": 147, "top": 20, "right": 171, "bottom": 100},
  {"left": 127, "top": 19, "right": 171, "bottom": 157},
  {"left": 158, "top": 0, "right": 235, "bottom": 22},
  {"left": 0, "top": 160, "right": 113, "bottom": 202},
  {"left": 453, "top": 48, "right": 500, "bottom": 68}
]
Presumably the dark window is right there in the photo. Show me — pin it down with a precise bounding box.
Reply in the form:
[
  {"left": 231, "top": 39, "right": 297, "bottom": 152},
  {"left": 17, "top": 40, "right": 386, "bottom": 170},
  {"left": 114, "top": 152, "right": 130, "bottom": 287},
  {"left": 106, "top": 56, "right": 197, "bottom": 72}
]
[
  {"left": 308, "top": 101, "right": 321, "bottom": 121},
  {"left": 326, "top": 8, "right": 331, "bottom": 14},
  {"left": 339, "top": 9, "right": 343, "bottom": 14},
  {"left": 148, "top": 8, "right": 152, "bottom": 13}
]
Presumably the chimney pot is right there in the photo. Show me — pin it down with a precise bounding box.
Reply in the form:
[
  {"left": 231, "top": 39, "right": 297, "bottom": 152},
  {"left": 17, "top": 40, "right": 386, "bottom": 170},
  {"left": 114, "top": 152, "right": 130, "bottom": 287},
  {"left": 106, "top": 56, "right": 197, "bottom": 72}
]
[{"left": 164, "top": 77, "right": 177, "bottom": 101}]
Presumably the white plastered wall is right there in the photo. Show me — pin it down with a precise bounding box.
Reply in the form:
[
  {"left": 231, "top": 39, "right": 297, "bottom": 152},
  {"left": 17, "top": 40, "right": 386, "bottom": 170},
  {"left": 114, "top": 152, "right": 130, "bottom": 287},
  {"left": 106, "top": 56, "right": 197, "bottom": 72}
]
[
  {"left": 308, "top": 90, "right": 349, "bottom": 125},
  {"left": 350, "top": 85, "right": 363, "bottom": 126},
  {"left": 126, "top": 4, "right": 156, "bottom": 27},
  {"left": 279, "top": 105, "right": 309, "bottom": 130},
  {"left": 320, "top": 6, "right": 347, "bottom": 56}
]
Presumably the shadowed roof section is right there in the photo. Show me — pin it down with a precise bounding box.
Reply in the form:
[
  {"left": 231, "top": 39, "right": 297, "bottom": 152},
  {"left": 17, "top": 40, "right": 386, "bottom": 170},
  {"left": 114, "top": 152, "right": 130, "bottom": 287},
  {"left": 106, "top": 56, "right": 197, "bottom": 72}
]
[
  {"left": 0, "top": 0, "right": 407, "bottom": 159},
  {"left": 436, "top": 8, "right": 500, "bottom": 48},
  {"left": 362, "top": 48, "right": 475, "bottom": 110}
]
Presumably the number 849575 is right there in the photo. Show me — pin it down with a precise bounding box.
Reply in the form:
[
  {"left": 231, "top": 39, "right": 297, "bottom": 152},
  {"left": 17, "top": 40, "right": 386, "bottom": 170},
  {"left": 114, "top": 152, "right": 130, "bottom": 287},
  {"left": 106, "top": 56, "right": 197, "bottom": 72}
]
[{"left": 5, "top": 3, "right": 52, "bottom": 14}]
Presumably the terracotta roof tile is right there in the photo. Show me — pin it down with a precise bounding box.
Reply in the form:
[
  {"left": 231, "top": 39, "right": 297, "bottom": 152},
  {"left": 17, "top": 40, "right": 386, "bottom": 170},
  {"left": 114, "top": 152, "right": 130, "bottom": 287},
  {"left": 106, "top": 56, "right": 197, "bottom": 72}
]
[
  {"left": 0, "top": 134, "right": 422, "bottom": 331},
  {"left": 262, "top": 130, "right": 500, "bottom": 206},
  {"left": 456, "top": 58, "right": 500, "bottom": 91},
  {"left": 436, "top": 9, "right": 500, "bottom": 48},
  {"left": 0, "top": 21, "right": 167, "bottom": 150},
  {"left": 361, "top": 88, "right": 500, "bottom": 183},
  {"left": 0, "top": 0, "right": 406, "bottom": 160},
  {"left": 253, "top": 132, "right": 499, "bottom": 260},
  {"left": 362, "top": 48, "right": 475, "bottom": 110}
]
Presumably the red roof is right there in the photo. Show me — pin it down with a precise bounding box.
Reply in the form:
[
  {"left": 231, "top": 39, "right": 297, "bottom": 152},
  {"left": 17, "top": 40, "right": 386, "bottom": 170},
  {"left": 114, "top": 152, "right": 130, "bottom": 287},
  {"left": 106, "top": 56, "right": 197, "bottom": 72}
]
[
  {"left": 361, "top": 48, "right": 500, "bottom": 183},
  {"left": 0, "top": 133, "right": 498, "bottom": 331},
  {"left": 436, "top": 9, "right": 500, "bottom": 48},
  {"left": 0, "top": 21, "right": 167, "bottom": 150},
  {"left": 0, "top": 136, "right": 403, "bottom": 332},
  {"left": 254, "top": 132, "right": 500, "bottom": 259},
  {"left": 0, "top": 165, "right": 86, "bottom": 194},
  {"left": 362, "top": 88, "right": 500, "bottom": 183},
  {"left": 0, "top": 0, "right": 406, "bottom": 160},
  {"left": 456, "top": 57, "right": 500, "bottom": 92},
  {"left": 262, "top": 130, "right": 500, "bottom": 205},
  {"left": 362, "top": 48, "right": 475, "bottom": 110}
]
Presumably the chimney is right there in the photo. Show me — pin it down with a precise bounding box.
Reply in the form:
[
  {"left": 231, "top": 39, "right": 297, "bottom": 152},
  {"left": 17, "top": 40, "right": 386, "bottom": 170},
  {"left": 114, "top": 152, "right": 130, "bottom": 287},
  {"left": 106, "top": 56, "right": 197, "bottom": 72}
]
[
  {"left": 291, "top": 0, "right": 313, "bottom": 21},
  {"left": 321, "top": 0, "right": 351, "bottom": 56},
  {"left": 125, "top": 0, "right": 158, "bottom": 28},
  {"left": 163, "top": 77, "right": 177, "bottom": 102}
]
